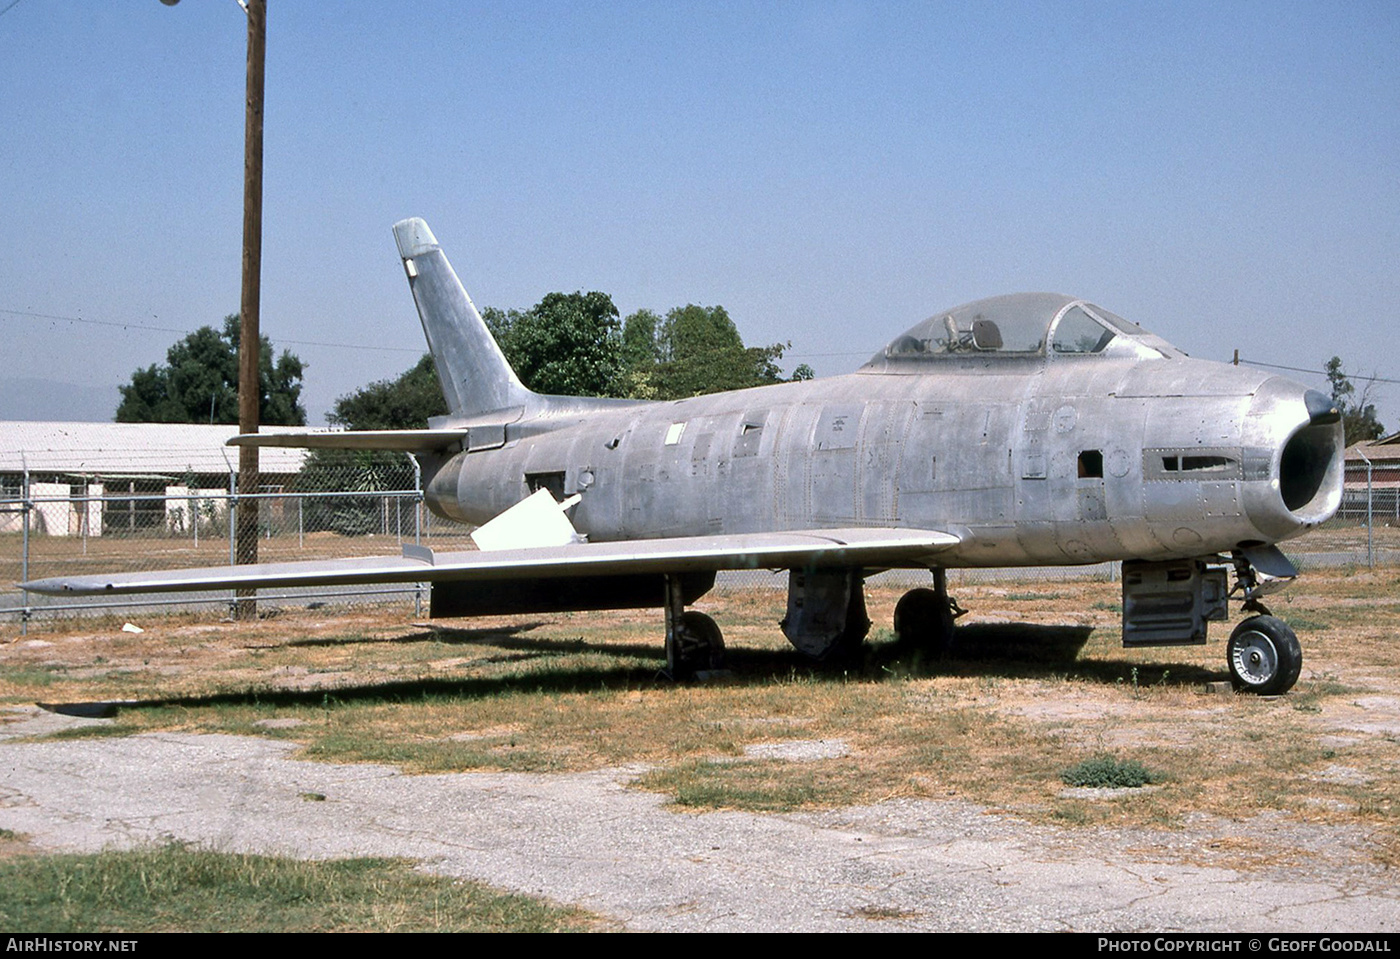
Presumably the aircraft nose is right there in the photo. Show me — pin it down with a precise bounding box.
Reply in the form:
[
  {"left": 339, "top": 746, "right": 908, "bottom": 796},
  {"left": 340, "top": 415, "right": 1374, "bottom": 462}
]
[{"left": 1242, "top": 377, "right": 1345, "bottom": 540}]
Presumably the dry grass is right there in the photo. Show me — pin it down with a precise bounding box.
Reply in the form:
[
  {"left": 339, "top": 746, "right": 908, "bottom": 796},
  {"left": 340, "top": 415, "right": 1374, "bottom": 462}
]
[{"left": 3, "top": 570, "right": 1398, "bottom": 851}]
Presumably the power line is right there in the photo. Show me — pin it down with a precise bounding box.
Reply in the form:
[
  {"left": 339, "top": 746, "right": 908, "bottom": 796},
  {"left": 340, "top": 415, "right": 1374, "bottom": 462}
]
[
  {"left": 0, "top": 0, "right": 26, "bottom": 20},
  {"left": 1236, "top": 357, "right": 1400, "bottom": 387},
  {"left": 5, "top": 305, "right": 1395, "bottom": 385},
  {"left": 0, "top": 308, "right": 422, "bottom": 355},
  {"left": 786, "top": 350, "right": 874, "bottom": 358},
  {"left": 787, "top": 351, "right": 1399, "bottom": 386}
]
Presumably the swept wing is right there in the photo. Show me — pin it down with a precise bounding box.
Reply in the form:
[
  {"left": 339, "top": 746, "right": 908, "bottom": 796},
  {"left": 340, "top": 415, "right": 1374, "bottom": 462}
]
[{"left": 21, "top": 527, "right": 960, "bottom": 596}]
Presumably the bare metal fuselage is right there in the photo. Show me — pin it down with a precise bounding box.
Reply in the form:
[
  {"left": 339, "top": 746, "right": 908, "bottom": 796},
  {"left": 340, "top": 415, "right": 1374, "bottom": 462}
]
[{"left": 425, "top": 353, "right": 1341, "bottom": 569}]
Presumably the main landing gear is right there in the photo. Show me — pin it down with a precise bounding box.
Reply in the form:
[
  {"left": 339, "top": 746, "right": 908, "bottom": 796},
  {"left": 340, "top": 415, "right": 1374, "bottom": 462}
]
[
  {"left": 663, "top": 574, "right": 726, "bottom": 680},
  {"left": 893, "top": 568, "right": 966, "bottom": 656},
  {"left": 664, "top": 565, "right": 967, "bottom": 679},
  {"left": 663, "top": 566, "right": 879, "bottom": 679}
]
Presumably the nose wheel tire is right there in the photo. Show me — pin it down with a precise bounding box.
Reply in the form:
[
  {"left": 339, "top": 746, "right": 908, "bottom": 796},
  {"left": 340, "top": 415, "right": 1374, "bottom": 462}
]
[{"left": 1227, "top": 615, "right": 1301, "bottom": 695}]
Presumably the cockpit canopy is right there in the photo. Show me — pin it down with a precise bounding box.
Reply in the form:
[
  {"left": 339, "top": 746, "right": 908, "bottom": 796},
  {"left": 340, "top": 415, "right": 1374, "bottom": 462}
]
[{"left": 866, "top": 293, "right": 1172, "bottom": 367}]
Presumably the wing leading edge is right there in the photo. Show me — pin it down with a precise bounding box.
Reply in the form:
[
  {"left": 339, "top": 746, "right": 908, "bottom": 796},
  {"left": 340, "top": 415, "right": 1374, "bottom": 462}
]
[{"left": 21, "top": 528, "right": 960, "bottom": 596}]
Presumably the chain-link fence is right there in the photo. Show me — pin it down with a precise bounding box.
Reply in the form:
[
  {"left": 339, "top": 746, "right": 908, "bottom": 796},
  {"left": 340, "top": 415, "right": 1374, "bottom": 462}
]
[
  {"left": 3, "top": 456, "right": 1395, "bottom": 631},
  {"left": 0, "top": 455, "right": 476, "bottom": 630}
]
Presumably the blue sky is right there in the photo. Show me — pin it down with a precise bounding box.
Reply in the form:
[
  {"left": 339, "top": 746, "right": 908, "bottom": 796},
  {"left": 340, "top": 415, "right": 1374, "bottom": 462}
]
[{"left": 2, "top": 0, "right": 1396, "bottom": 428}]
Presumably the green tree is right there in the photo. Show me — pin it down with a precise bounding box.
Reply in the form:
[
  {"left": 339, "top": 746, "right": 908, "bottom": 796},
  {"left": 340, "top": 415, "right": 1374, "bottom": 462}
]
[
  {"left": 482, "top": 292, "right": 623, "bottom": 397},
  {"left": 116, "top": 315, "right": 306, "bottom": 426},
  {"left": 327, "top": 354, "right": 447, "bottom": 430},
  {"left": 618, "top": 309, "right": 663, "bottom": 399},
  {"left": 1324, "top": 356, "right": 1385, "bottom": 446},
  {"left": 659, "top": 303, "right": 745, "bottom": 362},
  {"left": 648, "top": 304, "right": 789, "bottom": 400},
  {"left": 482, "top": 294, "right": 801, "bottom": 401},
  {"left": 620, "top": 308, "right": 662, "bottom": 370},
  {"left": 297, "top": 355, "right": 443, "bottom": 535}
]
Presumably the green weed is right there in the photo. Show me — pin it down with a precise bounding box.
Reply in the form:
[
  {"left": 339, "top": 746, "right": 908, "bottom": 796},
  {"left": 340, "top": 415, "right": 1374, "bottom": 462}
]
[{"left": 1061, "top": 754, "right": 1157, "bottom": 789}]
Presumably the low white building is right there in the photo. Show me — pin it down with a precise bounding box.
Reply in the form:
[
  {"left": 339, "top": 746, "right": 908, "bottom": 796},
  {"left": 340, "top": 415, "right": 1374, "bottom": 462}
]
[{"left": 0, "top": 422, "right": 317, "bottom": 537}]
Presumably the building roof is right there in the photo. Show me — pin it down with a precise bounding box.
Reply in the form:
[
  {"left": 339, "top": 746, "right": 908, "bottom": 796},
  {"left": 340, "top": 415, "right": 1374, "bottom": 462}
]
[
  {"left": 1345, "top": 430, "right": 1400, "bottom": 465},
  {"left": 0, "top": 422, "right": 319, "bottom": 477}
]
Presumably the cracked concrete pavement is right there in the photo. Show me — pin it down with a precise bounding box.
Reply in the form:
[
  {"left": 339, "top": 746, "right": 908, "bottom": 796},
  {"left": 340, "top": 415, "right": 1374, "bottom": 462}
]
[{"left": 0, "top": 708, "right": 1394, "bottom": 932}]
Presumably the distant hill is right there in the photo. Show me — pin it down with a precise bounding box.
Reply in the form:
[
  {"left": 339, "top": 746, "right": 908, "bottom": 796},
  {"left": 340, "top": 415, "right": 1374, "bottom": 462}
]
[{"left": 0, "top": 377, "right": 119, "bottom": 422}]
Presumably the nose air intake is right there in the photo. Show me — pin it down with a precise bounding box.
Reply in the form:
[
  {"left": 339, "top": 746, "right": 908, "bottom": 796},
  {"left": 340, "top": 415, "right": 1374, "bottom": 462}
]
[{"left": 1279, "top": 390, "right": 1344, "bottom": 522}]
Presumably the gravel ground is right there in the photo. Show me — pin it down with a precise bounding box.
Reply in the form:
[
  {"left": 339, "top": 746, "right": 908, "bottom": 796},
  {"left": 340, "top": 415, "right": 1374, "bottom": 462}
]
[{"left": 0, "top": 707, "right": 1394, "bottom": 933}]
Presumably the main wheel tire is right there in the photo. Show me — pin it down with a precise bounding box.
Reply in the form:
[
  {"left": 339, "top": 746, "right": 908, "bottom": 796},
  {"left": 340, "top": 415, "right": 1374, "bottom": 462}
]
[
  {"left": 894, "top": 587, "right": 955, "bottom": 655},
  {"left": 1227, "top": 615, "right": 1302, "bottom": 695},
  {"left": 672, "top": 610, "right": 726, "bottom": 679}
]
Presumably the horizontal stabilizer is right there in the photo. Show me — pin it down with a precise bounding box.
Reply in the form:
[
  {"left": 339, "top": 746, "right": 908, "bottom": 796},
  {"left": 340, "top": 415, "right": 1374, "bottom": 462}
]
[
  {"left": 21, "top": 528, "right": 961, "bottom": 596},
  {"left": 227, "top": 429, "right": 468, "bottom": 452}
]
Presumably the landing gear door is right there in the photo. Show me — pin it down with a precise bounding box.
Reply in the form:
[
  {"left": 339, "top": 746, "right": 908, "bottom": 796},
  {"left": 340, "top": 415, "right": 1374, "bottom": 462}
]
[{"left": 1121, "top": 559, "right": 1229, "bottom": 647}]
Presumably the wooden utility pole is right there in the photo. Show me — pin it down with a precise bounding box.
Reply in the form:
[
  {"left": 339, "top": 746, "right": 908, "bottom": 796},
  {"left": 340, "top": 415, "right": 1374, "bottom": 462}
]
[{"left": 235, "top": 0, "right": 266, "bottom": 619}]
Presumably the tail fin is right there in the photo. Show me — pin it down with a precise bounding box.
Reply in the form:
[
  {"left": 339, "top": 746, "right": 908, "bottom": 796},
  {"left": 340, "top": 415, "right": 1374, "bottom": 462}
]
[{"left": 392, "top": 218, "right": 534, "bottom": 417}]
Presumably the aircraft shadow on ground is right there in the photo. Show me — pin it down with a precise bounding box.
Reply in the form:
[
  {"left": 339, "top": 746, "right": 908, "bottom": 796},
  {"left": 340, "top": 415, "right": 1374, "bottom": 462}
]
[
  {"left": 859, "top": 621, "right": 1223, "bottom": 687},
  {"left": 47, "top": 620, "right": 1224, "bottom": 718},
  {"left": 280, "top": 623, "right": 552, "bottom": 649},
  {"left": 100, "top": 664, "right": 660, "bottom": 714}
]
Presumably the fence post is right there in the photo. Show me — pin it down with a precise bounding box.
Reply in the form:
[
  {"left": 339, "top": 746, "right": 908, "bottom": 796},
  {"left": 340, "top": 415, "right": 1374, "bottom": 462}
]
[
  {"left": 228, "top": 468, "right": 238, "bottom": 617},
  {"left": 1357, "top": 449, "right": 1374, "bottom": 568},
  {"left": 228, "top": 469, "right": 237, "bottom": 568},
  {"left": 1366, "top": 460, "right": 1374, "bottom": 569},
  {"left": 82, "top": 475, "right": 91, "bottom": 556},
  {"left": 406, "top": 452, "right": 423, "bottom": 617},
  {"left": 20, "top": 465, "right": 30, "bottom": 636}
]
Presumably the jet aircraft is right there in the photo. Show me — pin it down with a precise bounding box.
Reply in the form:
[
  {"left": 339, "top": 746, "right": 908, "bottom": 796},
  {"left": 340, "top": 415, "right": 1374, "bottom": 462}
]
[{"left": 23, "top": 218, "right": 1346, "bottom": 693}]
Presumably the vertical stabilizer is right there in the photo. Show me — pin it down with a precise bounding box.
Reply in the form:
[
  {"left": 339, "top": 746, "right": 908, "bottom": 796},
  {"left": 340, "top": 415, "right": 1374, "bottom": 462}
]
[{"left": 392, "top": 217, "right": 533, "bottom": 417}]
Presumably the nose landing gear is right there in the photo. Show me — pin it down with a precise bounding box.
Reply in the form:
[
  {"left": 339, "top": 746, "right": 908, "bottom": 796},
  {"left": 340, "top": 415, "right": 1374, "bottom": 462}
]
[
  {"left": 1226, "top": 547, "right": 1303, "bottom": 695},
  {"left": 1113, "top": 546, "right": 1307, "bottom": 694},
  {"left": 1227, "top": 615, "right": 1302, "bottom": 695}
]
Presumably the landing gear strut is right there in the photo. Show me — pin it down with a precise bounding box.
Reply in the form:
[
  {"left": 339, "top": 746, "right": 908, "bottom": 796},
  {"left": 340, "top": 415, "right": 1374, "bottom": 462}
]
[
  {"left": 894, "top": 568, "right": 965, "bottom": 655},
  {"left": 663, "top": 574, "right": 725, "bottom": 680}
]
